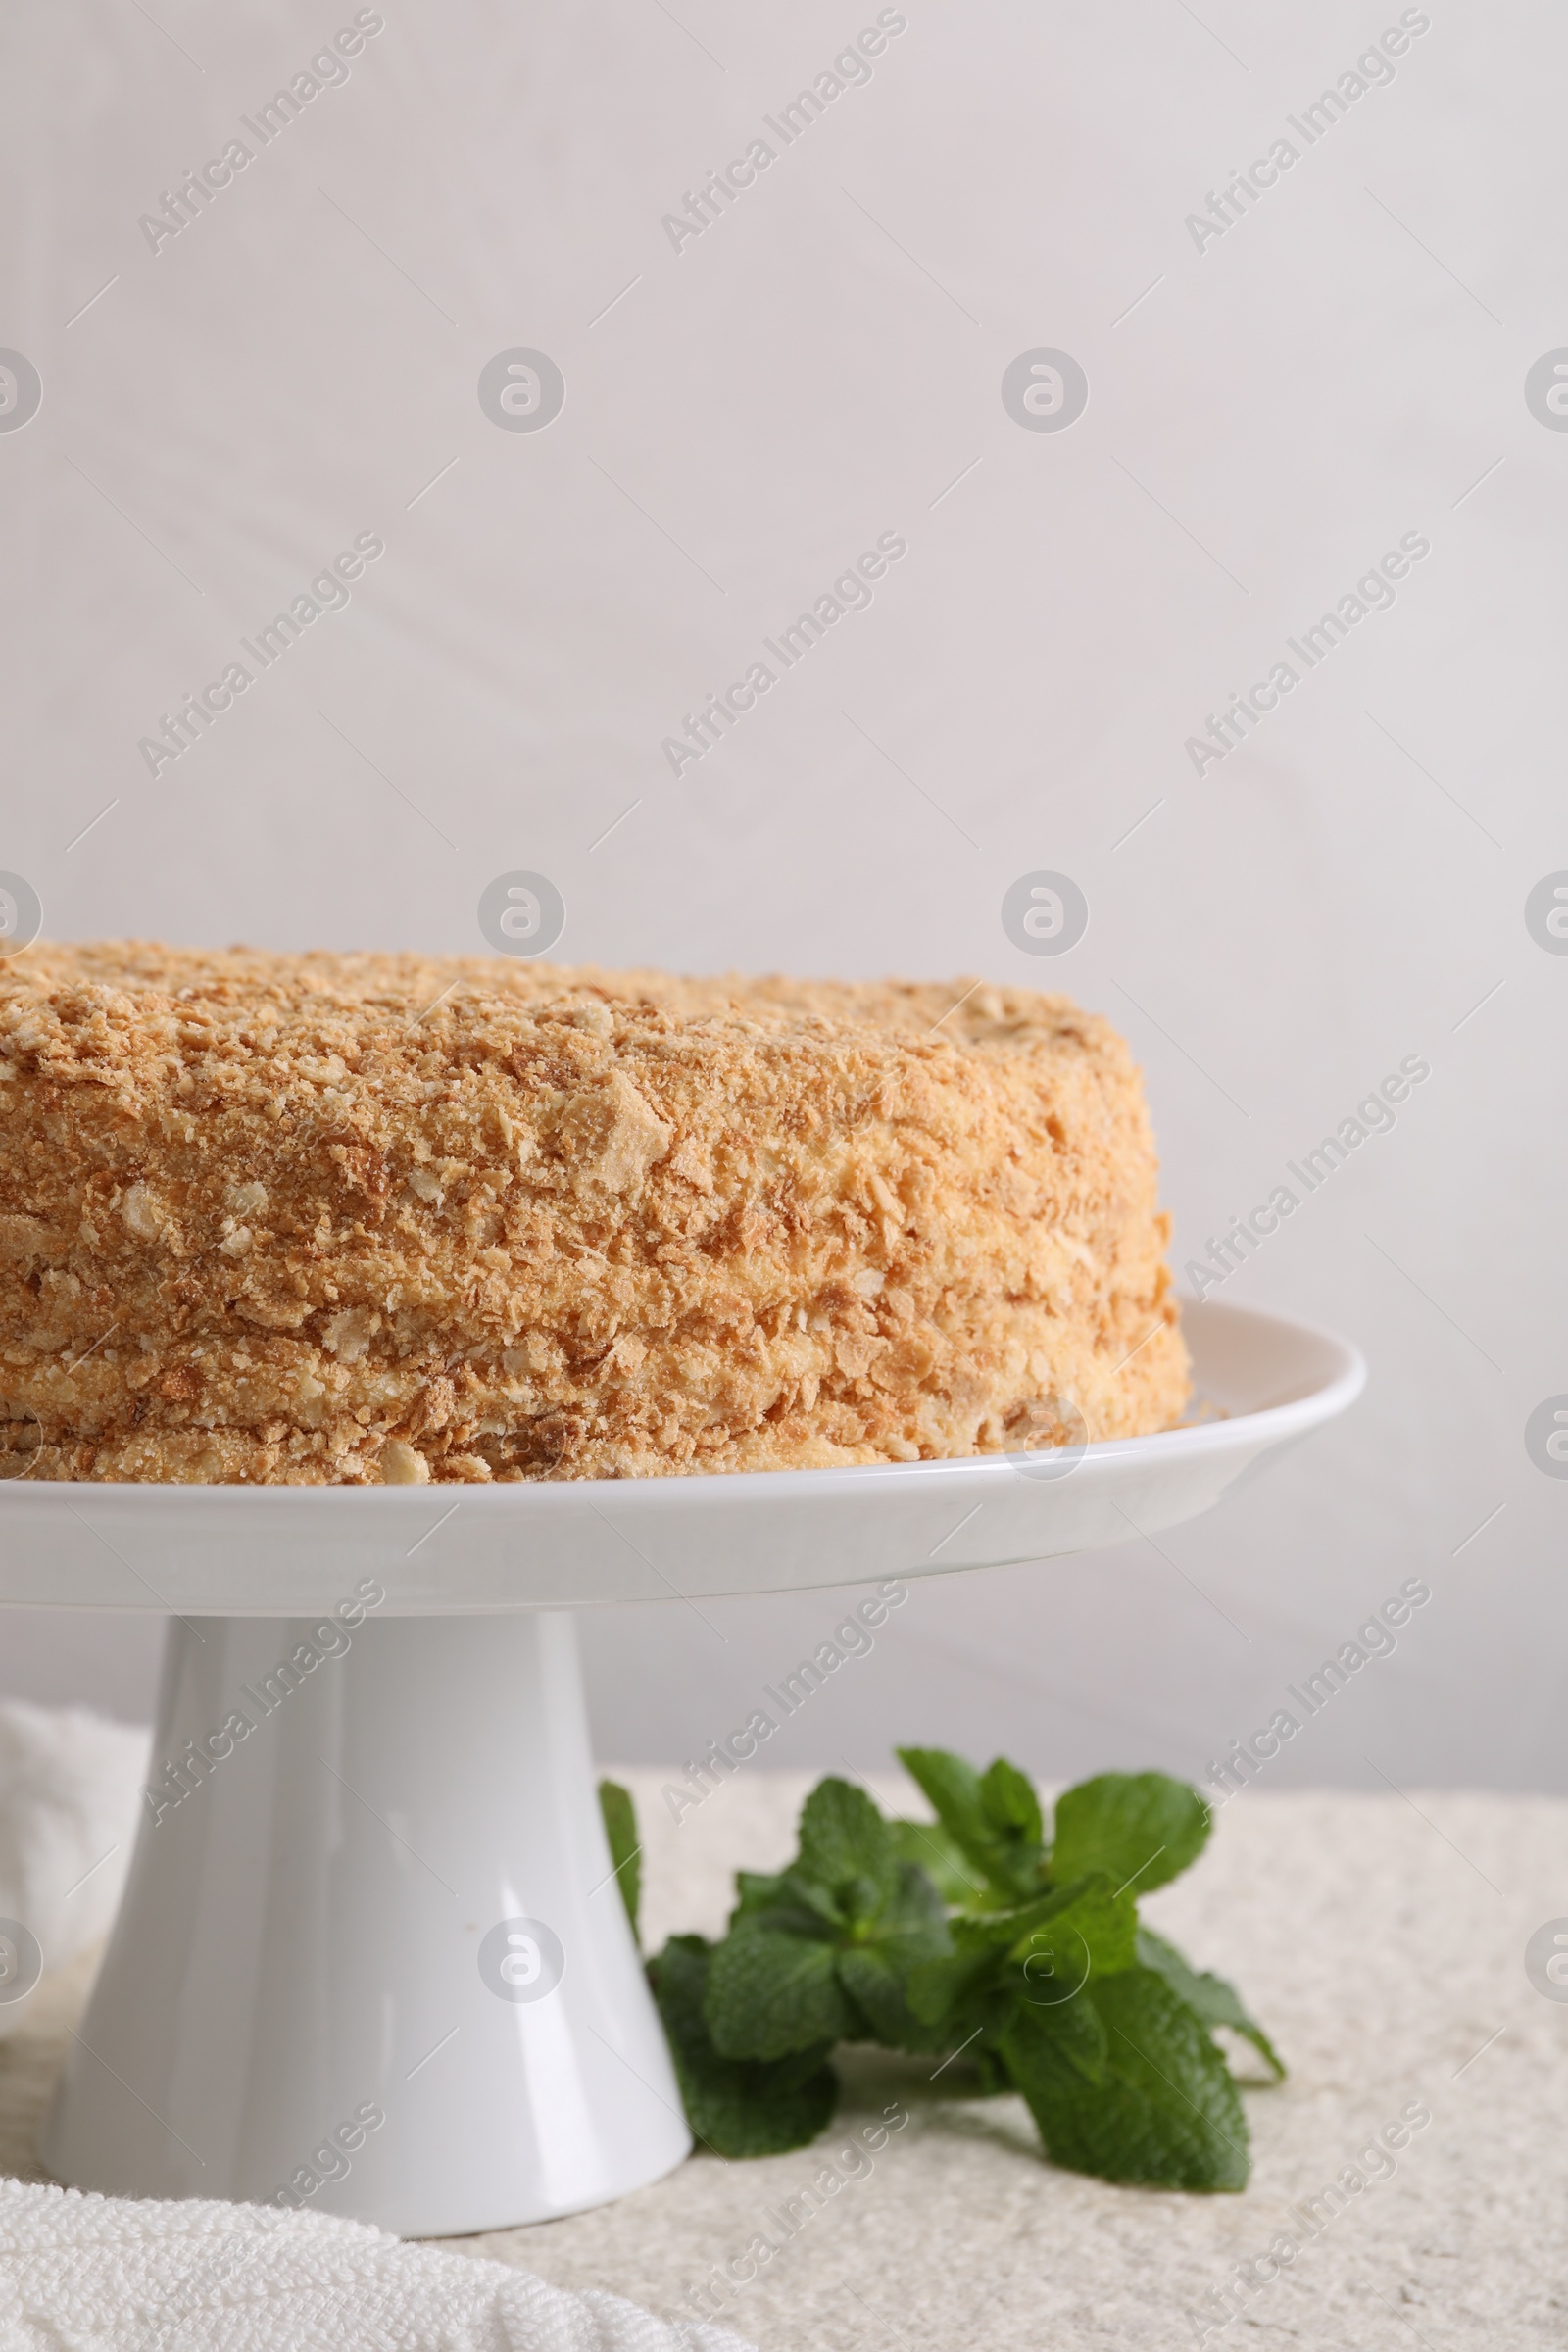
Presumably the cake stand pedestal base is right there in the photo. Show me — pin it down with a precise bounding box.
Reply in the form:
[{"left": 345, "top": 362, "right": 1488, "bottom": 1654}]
[{"left": 41, "top": 1611, "right": 689, "bottom": 2237}]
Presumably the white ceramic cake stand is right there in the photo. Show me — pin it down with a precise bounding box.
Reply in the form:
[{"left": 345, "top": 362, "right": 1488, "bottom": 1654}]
[{"left": 0, "top": 1298, "right": 1360, "bottom": 2236}]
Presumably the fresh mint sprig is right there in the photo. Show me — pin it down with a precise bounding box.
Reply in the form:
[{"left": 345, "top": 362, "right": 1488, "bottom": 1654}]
[{"left": 605, "top": 1747, "right": 1282, "bottom": 2193}]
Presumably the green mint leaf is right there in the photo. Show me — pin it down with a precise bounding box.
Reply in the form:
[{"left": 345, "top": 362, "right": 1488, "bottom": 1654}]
[
  {"left": 888, "top": 1815, "right": 987, "bottom": 1909},
  {"left": 1007, "top": 1876, "right": 1140, "bottom": 1986},
  {"left": 837, "top": 1944, "right": 939, "bottom": 2050},
  {"left": 896, "top": 1746, "right": 990, "bottom": 1856},
  {"left": 729, "top": 1868, "right": 799, "bottom": 1926},
  {"left": 835, "top": 1862, "right": 953, "bottom": 2050},
  {"left": 597, "top": 1779, "right": 641, "bottom": 1947},
  {"left": 972, "top": 2045, "right": 1016, "bottom": 2096},
  {"left": 1050, "top": 1772, "right": 1210, "bottom": 1895},
  {"left": 730, "top": 1867, "right": 848, "bottom": 1937},
  {"left": 712, "top": 1782, "right": 952, "bottom": 2059},
  {"left": 650, "top": 1936, "right": 838, "bottom": 2158},
  {"left": 907, "top": 1943, "right": 1004, "bottom": 2032},
  {"left": 890, "top": 1817, "right": 987, "bottom": 1905},
  {"left": 979, "top": 1756, "right": 1044, "bottom": 1846},
  {"left": 882, "top": 1855, "right": 953, "bottom": 1944},
  {"left": 1002, "top": 1967, "right": 1250, "bottom": 2190},
  {"left": 795, "top": 1778, "right": 898, "bottom": 1922},
  {"left": 909, "top": 1876, "right": 1136, "bottom": 2026},
  {"left": 1137, "top": 1927, "right": 1285, "bottom": 2082},
  {"left": 897, "top": 1746, "right": 1043, "bottom": 1902},
  {"left": 704, "top": 1919, "right": 861, "bottom": 2060},
  {"left": 946, "top": 1876, "right": 1138, "bottom": 1968},
  {"left": 999, "top": 1975, "right": 1109, "bottom": 2093}
]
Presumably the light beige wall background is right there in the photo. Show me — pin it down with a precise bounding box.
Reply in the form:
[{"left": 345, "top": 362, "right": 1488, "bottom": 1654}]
[{"left": 1, "top": 0, "right": 1563, "bottom": 1790}]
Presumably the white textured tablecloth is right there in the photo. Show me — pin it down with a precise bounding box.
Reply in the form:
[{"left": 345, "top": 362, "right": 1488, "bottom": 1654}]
[{"left": 4, "top": 1771, "right": 1565, "bottom": 2350}]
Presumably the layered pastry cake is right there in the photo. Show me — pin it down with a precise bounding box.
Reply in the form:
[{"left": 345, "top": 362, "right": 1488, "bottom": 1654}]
[{"left": 0, "top": 944, "right": 1188, "bottom": 1484}]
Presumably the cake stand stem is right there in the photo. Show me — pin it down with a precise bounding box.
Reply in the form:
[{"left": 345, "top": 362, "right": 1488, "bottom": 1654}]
[{"left": 40, "top": 1609, "right": 690, "bottom": 2235}]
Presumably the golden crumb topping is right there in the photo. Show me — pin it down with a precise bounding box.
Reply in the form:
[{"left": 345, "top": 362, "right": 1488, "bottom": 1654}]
[{"left": 0, "top": 944, "right": 1186, "bottom": 1486}]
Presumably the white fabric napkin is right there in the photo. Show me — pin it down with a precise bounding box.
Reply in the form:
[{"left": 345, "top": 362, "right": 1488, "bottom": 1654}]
[
  {"left": 0, "top": 1699, "right": 148, "bottom": 2035},
  {"left": 0, "top": 2178, "right": 753, "bottom": 2350}
]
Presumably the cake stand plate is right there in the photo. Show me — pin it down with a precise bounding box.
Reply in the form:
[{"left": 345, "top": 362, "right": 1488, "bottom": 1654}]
[{"left": 2, "top": 1300, "right": 1361, "bottom": 2235}]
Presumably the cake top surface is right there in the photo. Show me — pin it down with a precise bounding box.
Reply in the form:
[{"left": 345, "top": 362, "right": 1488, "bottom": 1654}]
[{"left": 0, "top": 943, "right": 1116, "bottom": 1103}]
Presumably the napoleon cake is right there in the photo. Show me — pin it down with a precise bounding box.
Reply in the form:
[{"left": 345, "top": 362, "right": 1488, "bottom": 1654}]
[{"left": 0, "top": 943, "right": 1189, "bottom": 1485}]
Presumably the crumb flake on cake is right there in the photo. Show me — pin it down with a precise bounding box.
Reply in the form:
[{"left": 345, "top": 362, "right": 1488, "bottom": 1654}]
[{"left": 0, "top": 944, "right": 1189, "bottom": 1484}]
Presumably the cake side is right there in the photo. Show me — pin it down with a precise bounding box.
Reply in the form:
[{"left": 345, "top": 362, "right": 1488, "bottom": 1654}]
[{"left": 0, "top": 944, "right": 1188, "bottom": 1484}]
